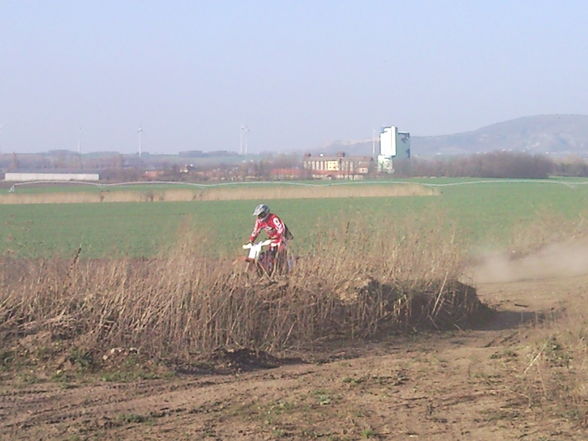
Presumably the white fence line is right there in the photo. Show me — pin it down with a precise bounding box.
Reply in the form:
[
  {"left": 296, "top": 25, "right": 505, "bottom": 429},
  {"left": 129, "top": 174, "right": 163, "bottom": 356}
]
[{"left": 6, "top": 178, "right": 588, "bottom": 192}]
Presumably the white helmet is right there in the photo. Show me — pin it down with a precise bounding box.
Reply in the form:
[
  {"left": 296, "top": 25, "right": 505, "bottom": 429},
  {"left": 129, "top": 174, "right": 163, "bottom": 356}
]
[{"left": 253, "top": 204, "right": 270, "bottom": 219}]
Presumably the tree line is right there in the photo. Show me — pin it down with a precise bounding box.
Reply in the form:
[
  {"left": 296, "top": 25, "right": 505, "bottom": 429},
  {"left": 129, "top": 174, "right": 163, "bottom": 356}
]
[
  {"left": 393, "top": 151, "right": 588, "bottom": 179},
  {"left": 4, "top": 150, "right": 588, "bottom": 181}
]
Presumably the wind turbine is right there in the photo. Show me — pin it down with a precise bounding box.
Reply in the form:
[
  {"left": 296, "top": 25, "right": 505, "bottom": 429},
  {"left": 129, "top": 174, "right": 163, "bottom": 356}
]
[
  {"left": 240, "top": 125, "right": 250, "bottom": 155},
  {"left": 137, "top": 125, "right": 144, "bottom": 157},
  {"left": 77, "top": 126, "right": 83, "bottom": 154}
]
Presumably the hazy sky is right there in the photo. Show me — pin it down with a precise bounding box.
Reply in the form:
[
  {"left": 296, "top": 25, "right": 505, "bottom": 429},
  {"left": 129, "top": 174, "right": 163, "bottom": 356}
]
[{"left": 2, "top": 0, "right": 588, "bottom": 153}]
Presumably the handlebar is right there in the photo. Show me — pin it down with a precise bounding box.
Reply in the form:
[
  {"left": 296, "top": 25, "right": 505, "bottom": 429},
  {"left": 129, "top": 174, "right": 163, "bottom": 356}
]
[{"left": 242, "top": 239, "right": 273, "bottom": 249}]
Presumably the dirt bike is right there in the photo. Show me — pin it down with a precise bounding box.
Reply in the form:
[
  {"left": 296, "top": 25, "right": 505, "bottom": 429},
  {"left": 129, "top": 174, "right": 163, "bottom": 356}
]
[{"left": 242, "top": 240, "right": 292, "bottom": 277}]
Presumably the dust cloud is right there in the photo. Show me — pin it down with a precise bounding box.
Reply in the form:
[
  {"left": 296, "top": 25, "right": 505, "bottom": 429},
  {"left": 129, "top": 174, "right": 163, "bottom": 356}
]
[{"left": 469, "top": 239, "right": 588, "bottom": 283}]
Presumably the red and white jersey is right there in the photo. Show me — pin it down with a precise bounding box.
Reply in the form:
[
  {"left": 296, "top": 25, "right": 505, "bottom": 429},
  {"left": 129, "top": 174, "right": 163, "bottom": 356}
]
[{"left": 249, "top": 213, "right": 286, "bottom": 245}]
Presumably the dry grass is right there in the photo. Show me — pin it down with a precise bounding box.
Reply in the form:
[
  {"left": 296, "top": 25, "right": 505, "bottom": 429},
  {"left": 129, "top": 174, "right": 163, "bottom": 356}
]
[
  {"left": 0, "top": 183, "right": 438, "bottom": 205},
  {"left": 0, "top": 213, "right": 480, "bottom": 371},
  {"left": 189, "top": 183, "right": 439, "bottom": 201},
  {"left": 503, "top": 299, "right": 588, "bottom": 427}
]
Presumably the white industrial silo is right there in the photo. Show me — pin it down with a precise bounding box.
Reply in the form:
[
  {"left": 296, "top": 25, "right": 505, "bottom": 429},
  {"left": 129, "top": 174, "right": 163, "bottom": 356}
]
[
  {"left": 377, "top": 125, "right": 411, "bottom": 173},
  {"left": 380, "top": 126, "right": 398, "bottom": 157}
]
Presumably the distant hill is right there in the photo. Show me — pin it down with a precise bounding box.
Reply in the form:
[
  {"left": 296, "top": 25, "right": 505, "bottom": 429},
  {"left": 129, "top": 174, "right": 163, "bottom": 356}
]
[{"left": 320, "top": 115, "right": 588, "bottom": 157}]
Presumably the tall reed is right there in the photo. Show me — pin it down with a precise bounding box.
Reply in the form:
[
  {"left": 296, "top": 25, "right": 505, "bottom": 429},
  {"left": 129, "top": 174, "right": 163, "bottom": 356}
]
[{"left": 0, "top": 212, "right": 482, "bottom": 364}]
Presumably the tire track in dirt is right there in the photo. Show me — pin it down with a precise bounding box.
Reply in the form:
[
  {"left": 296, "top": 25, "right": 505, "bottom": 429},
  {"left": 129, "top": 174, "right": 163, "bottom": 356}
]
[
  {"left": 0, "top": 368, "right": 320, "bottom": 434},
  {"left": 0, "top": 332, "right": 561, "bottom": 440}
]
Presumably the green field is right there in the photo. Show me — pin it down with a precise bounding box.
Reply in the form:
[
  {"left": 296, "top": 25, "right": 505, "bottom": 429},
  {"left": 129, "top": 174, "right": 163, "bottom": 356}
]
[{"left": 2, "top": 178, "right": 588, "bottom": 258}]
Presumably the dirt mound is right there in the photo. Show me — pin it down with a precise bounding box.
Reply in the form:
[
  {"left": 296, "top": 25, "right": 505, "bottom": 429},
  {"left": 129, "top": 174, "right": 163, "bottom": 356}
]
[
  {"left": 0, "top": 277, "right": 486, "bottom": 380},
  {"left": 335, "top": 277, "right": 487, "bottom": 332}
]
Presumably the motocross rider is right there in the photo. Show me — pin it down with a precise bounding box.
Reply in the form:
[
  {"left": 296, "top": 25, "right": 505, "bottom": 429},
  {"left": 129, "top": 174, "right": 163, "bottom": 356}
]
[{"left": 248, "top": 204, "right": 291, "bottom": 268}]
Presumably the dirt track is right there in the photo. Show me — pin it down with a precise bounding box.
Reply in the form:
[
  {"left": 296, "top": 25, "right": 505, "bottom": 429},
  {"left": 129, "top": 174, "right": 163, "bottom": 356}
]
[{"left": 1, "top": 268, "right": 587, "bottom": 440}]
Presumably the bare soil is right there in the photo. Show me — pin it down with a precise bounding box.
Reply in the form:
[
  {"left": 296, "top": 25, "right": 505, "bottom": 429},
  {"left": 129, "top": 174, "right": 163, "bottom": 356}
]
[{"left": 1, "top": 265, "right": 587, "bottom": 440}]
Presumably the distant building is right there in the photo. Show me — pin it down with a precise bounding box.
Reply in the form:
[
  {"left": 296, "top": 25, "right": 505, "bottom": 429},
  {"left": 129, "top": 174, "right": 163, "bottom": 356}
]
[
  {"left": 270, "top": 168, "right": 304, "bottom": 179},
  {"left": 4, "top": 171, "right": 100, "bottom": 182},
  {"left": 378, "top": 126, "right": 411, "bottom": 173},
  {"left": 302, "top": 153, "right": 373, "bottom": 180},
  {"left": 179, "top": 164, "right": 196, "bottom": 174},
  {"left": 143, "top": 170, "right": 166, "bottom": 179}
]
